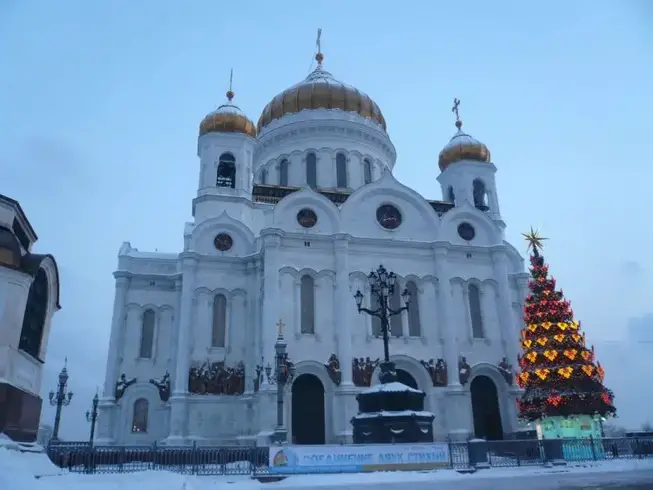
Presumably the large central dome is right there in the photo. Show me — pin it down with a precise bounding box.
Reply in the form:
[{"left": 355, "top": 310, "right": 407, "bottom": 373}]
[{"left": 257, "top": 53, "right": 387, "bottom": 133}]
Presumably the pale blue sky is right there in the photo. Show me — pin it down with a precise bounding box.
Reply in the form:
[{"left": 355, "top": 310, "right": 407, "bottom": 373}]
[{"left": 1, "top": 1, "right": 651, "bottom": 438}]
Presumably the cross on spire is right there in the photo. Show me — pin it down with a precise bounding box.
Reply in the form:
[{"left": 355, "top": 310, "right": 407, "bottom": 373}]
[
  {"left": 226, "top": 68, "right": 234, "bottom": 102},
  {"left": 452, "top": 98, "right": 463, "bottom": 129},
  {"left": 276, "top": 318, "right": 285, "bottom": 337},
  {"left": 315, "top": 28, "right": 324, "bottom": 65}
]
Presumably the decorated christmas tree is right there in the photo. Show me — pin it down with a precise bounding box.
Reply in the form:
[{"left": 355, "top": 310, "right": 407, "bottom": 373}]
[{"left": 517, "top": 229, "right": 616, "bottom": 440}]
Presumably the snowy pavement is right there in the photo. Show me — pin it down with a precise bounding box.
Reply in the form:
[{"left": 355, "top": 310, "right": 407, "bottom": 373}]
[{"left": 2, "top": 442, "right": 653, "bottom": 490}]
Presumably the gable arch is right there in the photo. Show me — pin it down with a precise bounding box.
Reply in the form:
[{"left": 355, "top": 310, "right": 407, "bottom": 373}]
[
  {"left": 438, "top": 202, "right": 500, "bottom": 246},
  {"left": 370, "top": 354, "right": 432, "bottom": 393},
  {"left": 272, "top": 187, "right": 340, "bottom": 234},
  {"left": 340, "top": 171, "right": 440, "bottom": 239},
  {"left": 191, "top": 212, "right": 256, "bottom": 256}
]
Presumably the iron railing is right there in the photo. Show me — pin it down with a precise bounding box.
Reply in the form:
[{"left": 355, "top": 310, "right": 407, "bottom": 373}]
[{"left": 46, "top": 437, "right": 653, "bottom": 475}]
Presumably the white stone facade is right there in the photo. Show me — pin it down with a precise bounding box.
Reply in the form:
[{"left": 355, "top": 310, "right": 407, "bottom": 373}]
[{"left": 97, "top": 64, "right": 532, "bottom": 446}]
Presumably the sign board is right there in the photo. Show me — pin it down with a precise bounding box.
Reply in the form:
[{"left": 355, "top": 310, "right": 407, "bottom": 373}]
[{"left": 269, "top": 443, "right": 450, "bottom": 474}]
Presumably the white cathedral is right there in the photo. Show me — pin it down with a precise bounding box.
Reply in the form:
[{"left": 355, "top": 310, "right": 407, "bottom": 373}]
[{"left": 97, "top": 40, "right": 531, "bottom": 447}]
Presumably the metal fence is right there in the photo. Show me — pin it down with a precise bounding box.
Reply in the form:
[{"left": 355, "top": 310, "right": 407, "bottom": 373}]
[{"left": 46, "top": 437, "right": 653, "bottom": 476}]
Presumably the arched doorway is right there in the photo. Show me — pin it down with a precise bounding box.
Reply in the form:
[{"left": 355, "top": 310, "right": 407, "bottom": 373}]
[
  {"left": 291, "top": 374, "right": 325, "bottom": 445},
  {"left": 470, "top": 375, "right": 504, "bottom": 440},
  {"left": 396, "top": 369, "right": 418, "bottom": 389}
]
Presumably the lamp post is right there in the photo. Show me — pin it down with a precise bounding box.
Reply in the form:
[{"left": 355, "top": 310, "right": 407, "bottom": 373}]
[
  {"left": 354, "top": 265, "right": 410, "bottom": 384},
  {"left": 49, "top": 359, "right": 73, "bottom": 441},
  {"left": 265, "top": 319, "right": 296, "bottom": 444},
  {"left": 85, "top": 392, "right": 99, "bottom": 446}
]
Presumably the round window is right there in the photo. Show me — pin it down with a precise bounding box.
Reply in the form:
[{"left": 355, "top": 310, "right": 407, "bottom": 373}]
[
  {"left": 457, "top": 222, "right": 476, "bottom": 241},
  {"left": 214, "top": 233, "right": 233, "bottom": 251},
  {"left": 376, "top": 204, "right": 402, "bottom": 230},
  {"left": 297, "top": 208, "right": 318, "bottom": 228}
]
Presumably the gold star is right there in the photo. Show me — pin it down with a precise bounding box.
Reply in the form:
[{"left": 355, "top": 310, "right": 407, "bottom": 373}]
[{"left": 522, "top": 227, "right": 548, "bottom": 252}]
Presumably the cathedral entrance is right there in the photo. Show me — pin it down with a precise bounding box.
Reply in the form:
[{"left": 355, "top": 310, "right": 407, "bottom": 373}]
[
  {"left": 470, "top": 375, "right": 504, "bottom": 440},
  {"left": 291, "top": 374, "right": 325, "bottom": 445},
  {"left": 396, "top": 369, "right": 418, "bottom": 389}
]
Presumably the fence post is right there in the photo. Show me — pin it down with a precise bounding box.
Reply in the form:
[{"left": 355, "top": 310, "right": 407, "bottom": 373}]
[
  {"left": 152, "top": 441, "right": 157, "bottom": 470},
  {"left": 192, "top": 440, "right": 198, "bottom": 475},
  {"left": 447, "top": 440, "right": 453, "bottom": 469},
  {"left": 590, "top": 436, "right": 597, "bottom": 461}
]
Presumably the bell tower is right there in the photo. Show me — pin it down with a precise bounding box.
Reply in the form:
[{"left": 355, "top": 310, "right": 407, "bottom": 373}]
[
  {"left": 193, "top": 71, "right": 257, "bottom": 222},
  {"left": 436, "top": 98, "right": 502, "bottom": 222}
]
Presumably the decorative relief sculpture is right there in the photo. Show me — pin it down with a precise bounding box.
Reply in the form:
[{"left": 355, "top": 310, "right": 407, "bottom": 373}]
[
  {"left": 324, "top": 354, "right": 341, "bottom": 386},
  {"left": 421, "top": 358, "right": 448, "bottom": 387},
  {"left": 114, "top": 373, "right": 137, "bottom": 402},
  {"left": 498, "top": 357, "right": 513, "bottom": 386},
  {"left": 458, "top": 356, "right": 471, "bottom": 386},
  {"left": 188, "top": 360, "right": 245, "bottom": 395},
  {"left": 149, "top": 371, "right": 171, "bottom": 402},
  {"left": 352, "top": 357, "right": 379, "bottom": 387}
]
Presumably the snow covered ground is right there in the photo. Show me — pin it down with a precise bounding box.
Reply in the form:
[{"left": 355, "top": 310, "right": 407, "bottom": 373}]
[{"left": 2, "top": 438, "right": 653, "bottom": 490}]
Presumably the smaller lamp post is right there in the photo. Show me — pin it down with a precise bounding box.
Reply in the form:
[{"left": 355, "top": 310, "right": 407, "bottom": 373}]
[
  {"left": 49, "top": 359, "right": 74, "bottom": 441},
  {"left": 265, "top": 319, "right": 296, "bottom": 444},
  {"left": 354, "top": 265, "right": 410, "bottom": 383},
  {"left": 85, "top": 391, "right": 99, "bottom": 446}
]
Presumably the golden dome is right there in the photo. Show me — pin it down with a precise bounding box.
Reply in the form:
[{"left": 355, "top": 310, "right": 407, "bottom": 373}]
[
  {"left": 199, "top": 90, "right": 257, "bottom": 139},
  {"left": 438, "top": 120, "right": 491, "bottom": 172},
  {"left": 257, "top": 53, "right": 386, "bottom": 133}
]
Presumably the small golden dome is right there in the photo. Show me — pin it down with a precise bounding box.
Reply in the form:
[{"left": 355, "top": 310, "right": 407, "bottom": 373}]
[
  {"left": 257, "top": 52, "right": 386, "bottom": 133},
  {"left": 199, "top": 90, "right": 257, "bottom": 139},
  {"left": 438, "top": 120, "right": 491, "bottom": 171}
]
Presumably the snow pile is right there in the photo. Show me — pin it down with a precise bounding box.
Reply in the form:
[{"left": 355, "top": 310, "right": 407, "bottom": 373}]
[{"left": 362, "top": 382, "right": 422, "bottom": 394}]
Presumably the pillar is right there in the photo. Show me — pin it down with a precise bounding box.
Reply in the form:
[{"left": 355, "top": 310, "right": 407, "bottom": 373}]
[
  {"left": 491, "top": 250, "right": 519, "bottom": 366},
  {"left": 334, "top": 235, "right": 353, "bottom": 385},
  {"left": 433, "top": 247, "right": 459, "bottom": 387},
  {"left": 166, "top": 256, "right": 197, "bottom": 445},
  {"left": 102, "top": 273, "right": 130, "bottom": 399}
]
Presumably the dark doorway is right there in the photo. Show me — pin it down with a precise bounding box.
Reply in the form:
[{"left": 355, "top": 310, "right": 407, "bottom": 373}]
[
  {"left": 470, "top": 375, "right": 504, "bottom": 440},
  {"left": 291, "top": 374, "right": 325, "bottom": 445},
  {"left": 396, "top": 369, "right": 418, "bottom": 389}
]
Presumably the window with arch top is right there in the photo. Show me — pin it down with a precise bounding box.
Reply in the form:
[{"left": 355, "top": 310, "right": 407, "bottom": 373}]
[
  {"left": 18, "top": 268, "right": 49, "bottom": 360},
  {"left": 216, "top": 152, "right": 236, "bottom": 188},
  {"left": 389, "top": 286, "right": 402, "bottom": 337},
  {"left": 468, "top": 283, "right": 484, "bottom": 338},
  {"left": 336, "top": 153, "right": 347, "bottom": 188},
  {"left": 447, "top": 186, "right": 456, "bottom": 203},
  {"left": 473, "top": 179, "right": 487, "bottom": 209},
  {"left": 306, "top": 152, "right": 317, "bottom": 188},
  {"left": 260, "top": 168, "right": 268, "bottom": 185},
  {"left": 363, "top": 158, "right": 372, "bottom": 185},
  {"left": 300, "top": 275, "right": 315, "bottom": 334},
  {"left": 279, "top": 159, "right": 289, "bottom": 186},
  {"left": 139, "top": 309, "right": 155, "bottom": 359},
  {"left": 212, "top": 294, "right": 227, "bottom": 348},
  {"left": 131, "top": 398, "right": 149, "bottom": 433},
  {"left": 406, "top": 281, "right": 421, "bottom": 336}
]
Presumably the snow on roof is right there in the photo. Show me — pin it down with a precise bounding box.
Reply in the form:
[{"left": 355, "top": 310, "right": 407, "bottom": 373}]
[
  {"left": 361, "top": 381, "right": 423, "bottom": 394},
  {"left": 353, "top": 410, "right": 434, "bottom": 419}
]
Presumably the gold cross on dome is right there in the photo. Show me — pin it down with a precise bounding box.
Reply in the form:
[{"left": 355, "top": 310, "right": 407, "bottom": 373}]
[
  {"left": 276, "top": 318, "right": 285, "bottom": 336},
  {"left": 452, "top": 98, "right": 461, "bottom": 122},
  {"left": 522, "top": 227, "right": 548, "bottom": 252},
  {"left": 316, "top": 28, "right": 322, "bottom": 55}
]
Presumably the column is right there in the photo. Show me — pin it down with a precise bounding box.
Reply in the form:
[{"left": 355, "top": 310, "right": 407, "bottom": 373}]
[
  {"left": 433, "top": 247, "right": 460, "bottom": 388},
  {"left": 261, "top": 230, "right": 281, "bottom": 385},
  {"left": 293, "top": 277, "right": 301, "bottom": 338},
  {"left": 334, "top": 235, "right": 353, "bottom": 385},
  {"left": 492, "top": 251, "right": 519, "bottom": 366},
  {"left": 102, "top": 273, "right": 130, "bottom": 399},
  {"left": 166, "top": 256, "right": 197, "bottom": 444},
  {"left": 245, "top": 259, "right": 259, "bottom": 393}
]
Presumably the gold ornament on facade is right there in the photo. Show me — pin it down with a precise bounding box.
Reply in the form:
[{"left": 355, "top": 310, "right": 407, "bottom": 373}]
[
  {"left": 199, "top": 69, "right": 257, "bottom": 139},
  {"left": 257, "top": 29, "right": 387, "bottom": 133},
  {"left": 438, "top": 98, "right": 491, "bottom": 171}
]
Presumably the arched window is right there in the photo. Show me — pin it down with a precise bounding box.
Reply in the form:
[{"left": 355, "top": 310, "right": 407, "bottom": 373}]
[
  {"left": 363, "top": 159, "right": 372, "bottom": 185},
  {"left": 300, "top": 275, "right": 315, "bottom": 334},
  {"left": 279, "top": 159, "right": 289, "bottom": 186},
  {"left": 260, "top": 168, "right": 267, "bottom": 185},
  {"left": 473, "top": 179, "right": 487, "bottom": 209},
  {"left": 131, "top": 398, "right": 149, "bottom": 433},
  {"left": 216, "top": 152, "right": 236, "bottom": 188},
  {"left": 18, "top": 268, "right": 49, "bottom": 360},
  {"left": 406, "top": 281, "right": 421, "bottom": 336},
  {"left": 447, "top": 186, "right": 456, "bottom": 203},
  {"left": 212, "top": 294, "right": 227, "bottom": 348},
  {"left": 468, "top": 284, "right": 484, "bottom": 338},
  {"left": 336, "top": 153, "right": 347, "bottom": 188},
  {"left": 139, "top": 309, "right": 155, "bottom": 358},
  {"left": 389, "top": 286, "right": 402, "bottom": 337},
  {"left": 306, "top": 152, "right": 317, "bottom": 188}
]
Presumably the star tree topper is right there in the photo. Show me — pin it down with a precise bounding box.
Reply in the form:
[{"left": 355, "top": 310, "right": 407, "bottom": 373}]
[{"left": 522, "top": 227, "right": 548, "bottom": 255}]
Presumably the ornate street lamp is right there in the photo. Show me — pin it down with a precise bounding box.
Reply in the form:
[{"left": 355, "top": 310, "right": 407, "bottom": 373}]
[
  {"left": 49, "top": 359, "right": 73, "bottom": 441},
  {"left": 85, "top": 391, "right": 99, "bottom": 446},
  {"left": 264, "top": 319, "right": 296, "bottom": 444},
  {"left": 354, "top": 265, "right": 410, "bottom": 383}
]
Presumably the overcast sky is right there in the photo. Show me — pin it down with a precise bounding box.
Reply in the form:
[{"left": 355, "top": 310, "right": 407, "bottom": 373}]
[{"left": 1, "top": 0, "right": 651, "bottom": 439}]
